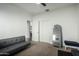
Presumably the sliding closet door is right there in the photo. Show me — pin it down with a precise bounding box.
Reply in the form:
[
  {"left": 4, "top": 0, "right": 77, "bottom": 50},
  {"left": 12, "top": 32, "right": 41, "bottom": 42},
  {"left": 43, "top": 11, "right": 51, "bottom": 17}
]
[
  {"left": 32, "top": 20, "right": 39, "bottom": 41},
  {"left": 32, "top": 20, "right": 52, "bottom": 44},
  {"left": 40, "top": 20, "right": 52, "bottom": 43}
]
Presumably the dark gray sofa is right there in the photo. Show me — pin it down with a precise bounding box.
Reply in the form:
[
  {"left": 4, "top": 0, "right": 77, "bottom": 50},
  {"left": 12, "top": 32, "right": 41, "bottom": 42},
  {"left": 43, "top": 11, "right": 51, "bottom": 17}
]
[{"left": 0, "top": 36, "right": 31, "bottom": 56}]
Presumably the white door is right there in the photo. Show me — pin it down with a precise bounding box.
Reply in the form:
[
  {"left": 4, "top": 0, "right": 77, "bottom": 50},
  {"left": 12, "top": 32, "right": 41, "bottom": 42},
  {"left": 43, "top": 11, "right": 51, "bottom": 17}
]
[
  {"left": 32, "top": 20, "right": 52, "bottom": 44},
  {"left": 32, "top": 20, "right": 39, "bottom": 41},
  {"left": 40, "top": 20, "right": 52, "bottom": 43}
]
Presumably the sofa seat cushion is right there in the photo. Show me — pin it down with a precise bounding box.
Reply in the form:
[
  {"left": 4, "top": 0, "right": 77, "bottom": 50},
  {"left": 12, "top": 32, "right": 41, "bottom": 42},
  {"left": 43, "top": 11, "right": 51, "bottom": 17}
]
[
  {"left": 64, "top": 40, "right": 79, "bottom": 47},
  {"left": 0, "top": 42, "right": 30, "bottom": 55}
]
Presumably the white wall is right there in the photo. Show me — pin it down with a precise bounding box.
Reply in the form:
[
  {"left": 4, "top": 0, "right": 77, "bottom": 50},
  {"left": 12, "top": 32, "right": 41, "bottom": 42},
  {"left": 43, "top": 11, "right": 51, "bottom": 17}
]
[
  {"left": 0, "top": 4, "right": 31, "bottom": 40},
  {"left": 76, "top": 5, "right": 79, "bottom": 42},
  {"left": 32, "top": 5, "right": 79, "bottom": 44}
]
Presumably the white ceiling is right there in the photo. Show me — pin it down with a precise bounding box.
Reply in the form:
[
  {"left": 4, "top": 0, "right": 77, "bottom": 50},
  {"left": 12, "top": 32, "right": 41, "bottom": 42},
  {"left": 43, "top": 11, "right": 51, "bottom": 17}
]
[{"left": 15, "top": 3, "right": 74, "bottom": 15}]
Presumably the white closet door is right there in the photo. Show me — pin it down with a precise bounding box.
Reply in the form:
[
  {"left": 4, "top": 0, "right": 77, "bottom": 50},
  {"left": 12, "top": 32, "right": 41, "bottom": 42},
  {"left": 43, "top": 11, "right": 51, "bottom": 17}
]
[
  {"left": 32, "top": 20, "right": 39, "bottom": 41},
  {"left": 40, "top": 20, "right": 52, "bottom": 43},
  {"left": 32, "top": 20, "right": 52, "bottom": 44}
]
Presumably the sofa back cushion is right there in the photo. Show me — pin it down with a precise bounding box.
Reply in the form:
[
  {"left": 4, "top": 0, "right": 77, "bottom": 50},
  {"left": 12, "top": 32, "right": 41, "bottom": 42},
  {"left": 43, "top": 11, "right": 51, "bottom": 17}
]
[{"left": 0, "top": 36, "right": 25, "bottom": 49}]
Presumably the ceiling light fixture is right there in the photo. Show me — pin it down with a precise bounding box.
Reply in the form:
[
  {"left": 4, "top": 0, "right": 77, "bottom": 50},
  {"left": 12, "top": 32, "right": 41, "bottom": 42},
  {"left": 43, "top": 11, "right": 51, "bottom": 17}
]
[
  {"left": 41, "top": 3, "right": 47, "bottom": 6},
  {"left": 45, "top": 9, "right": 50, "bottom": 12}
]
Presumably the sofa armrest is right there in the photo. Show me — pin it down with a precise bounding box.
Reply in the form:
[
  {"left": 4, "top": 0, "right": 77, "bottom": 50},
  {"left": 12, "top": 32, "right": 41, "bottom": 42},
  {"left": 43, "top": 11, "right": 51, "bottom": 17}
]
[{"left": 0, "top": 52, "right": 9, "bottom": 56}]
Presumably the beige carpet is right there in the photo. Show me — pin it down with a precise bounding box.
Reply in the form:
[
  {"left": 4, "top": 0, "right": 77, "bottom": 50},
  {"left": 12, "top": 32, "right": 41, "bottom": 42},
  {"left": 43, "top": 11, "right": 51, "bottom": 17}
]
[{"left": 15, "top": 42, "right": 58, "bottom": 56}]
